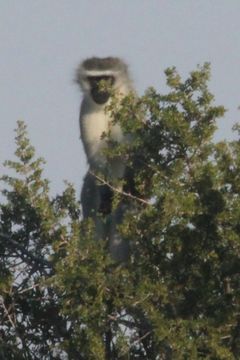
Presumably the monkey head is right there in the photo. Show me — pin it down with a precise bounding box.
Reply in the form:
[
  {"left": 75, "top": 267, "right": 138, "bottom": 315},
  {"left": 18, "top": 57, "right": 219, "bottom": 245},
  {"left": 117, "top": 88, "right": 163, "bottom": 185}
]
[{"left": 75, "top": 57, "right": 133, "bottom": 105}]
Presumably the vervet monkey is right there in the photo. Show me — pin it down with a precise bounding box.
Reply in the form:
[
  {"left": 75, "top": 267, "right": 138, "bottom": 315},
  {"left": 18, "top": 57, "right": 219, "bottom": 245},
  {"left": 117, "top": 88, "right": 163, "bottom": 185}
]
[
  {"left": 76, "top": 57, "right": 135, "bottom": 261},
  {"left": 76, "top": 57, "right": 135, "bottom": 179}
]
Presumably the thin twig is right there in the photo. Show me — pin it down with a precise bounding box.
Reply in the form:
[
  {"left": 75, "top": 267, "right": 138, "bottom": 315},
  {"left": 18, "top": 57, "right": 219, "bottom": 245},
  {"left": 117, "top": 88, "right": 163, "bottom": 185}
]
[
  {"left": 132, "top": 293, "right": 152, "bottom": 307},
  {"left": 18, "top": 283, "right": 40, "bottom": 294},
  {"left": 89, "top": 171, "right": 151, "bottom": 206},
  {"left": 0, "top": 296, "right": 16, "bottom": 329},
  {"left": 132, "top": 330, "right": 152, "bottom": 346},
  {"left": 121, "top": 330, "right": 152, "bottom": 356}
]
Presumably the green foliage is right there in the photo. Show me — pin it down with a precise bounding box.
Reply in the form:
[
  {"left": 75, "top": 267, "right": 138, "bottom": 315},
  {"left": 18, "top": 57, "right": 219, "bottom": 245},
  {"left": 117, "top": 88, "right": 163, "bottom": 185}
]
[
  {"left": 1, "top": 65, "right": 240, "bottom": 359},
  {"left": 0, "top": 121, "right": 81, "bottom": 359}
]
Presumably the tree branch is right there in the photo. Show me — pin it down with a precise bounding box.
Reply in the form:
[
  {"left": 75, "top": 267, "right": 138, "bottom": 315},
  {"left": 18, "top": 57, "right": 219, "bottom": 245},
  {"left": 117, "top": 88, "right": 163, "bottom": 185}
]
[
  {"left": 0, "top": 232, "right": 51, "bottom": 269},
  {"left": 89, "top": 171, "right": 151, "bottom": 206}
]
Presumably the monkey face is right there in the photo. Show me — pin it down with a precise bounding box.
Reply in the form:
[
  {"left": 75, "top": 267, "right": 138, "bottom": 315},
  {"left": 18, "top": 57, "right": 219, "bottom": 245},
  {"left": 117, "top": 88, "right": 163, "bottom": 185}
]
[{"left": 87, "top": 76, "right": 115, "bottom": 105}]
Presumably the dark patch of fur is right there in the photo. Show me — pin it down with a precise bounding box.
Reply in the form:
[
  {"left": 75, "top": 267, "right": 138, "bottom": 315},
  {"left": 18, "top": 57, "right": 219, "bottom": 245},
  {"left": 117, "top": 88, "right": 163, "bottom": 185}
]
[{"left": 82, "top": 57, "right": 127, "bottom": 72}]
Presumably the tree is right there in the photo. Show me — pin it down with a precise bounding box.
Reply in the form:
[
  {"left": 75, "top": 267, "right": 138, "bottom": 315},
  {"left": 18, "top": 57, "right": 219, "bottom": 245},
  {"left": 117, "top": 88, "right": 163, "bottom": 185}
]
[{"left": 1, "top": 64, "right": 240, "bottom": 359}]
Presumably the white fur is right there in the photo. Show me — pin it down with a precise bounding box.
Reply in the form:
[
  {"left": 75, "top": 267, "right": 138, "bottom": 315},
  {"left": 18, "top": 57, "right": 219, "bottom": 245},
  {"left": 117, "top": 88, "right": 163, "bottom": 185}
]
[
  {"left": 79, "top": 62, "right": 134, "bottom": 179},
  {"left": 80, "top": 96, "right": 127, "bottom": 179}
]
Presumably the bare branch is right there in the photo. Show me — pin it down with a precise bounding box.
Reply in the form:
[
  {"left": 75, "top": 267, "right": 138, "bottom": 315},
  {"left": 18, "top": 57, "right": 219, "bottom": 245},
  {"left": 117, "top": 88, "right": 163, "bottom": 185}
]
[
  {"left": 18, "top": 283, "right": 40, "bottom": 294},
  {"left": 0, "top": 296, "right": 16, "bottom": 329},
  {"left": 89, "top": 171, "right": 151, "bottom": 206}
]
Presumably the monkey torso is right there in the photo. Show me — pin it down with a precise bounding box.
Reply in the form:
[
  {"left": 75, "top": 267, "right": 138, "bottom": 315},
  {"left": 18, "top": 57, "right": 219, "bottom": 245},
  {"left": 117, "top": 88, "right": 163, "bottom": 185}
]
[{"left": 80, "top": 97, "right": 128, "bottom": 179}]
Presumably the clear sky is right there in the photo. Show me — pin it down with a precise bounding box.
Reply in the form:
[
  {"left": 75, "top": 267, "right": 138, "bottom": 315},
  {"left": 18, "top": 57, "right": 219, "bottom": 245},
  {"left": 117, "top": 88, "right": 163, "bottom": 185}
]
[{"left": 1, "top": 1, "right": 239, "bottom": 197}]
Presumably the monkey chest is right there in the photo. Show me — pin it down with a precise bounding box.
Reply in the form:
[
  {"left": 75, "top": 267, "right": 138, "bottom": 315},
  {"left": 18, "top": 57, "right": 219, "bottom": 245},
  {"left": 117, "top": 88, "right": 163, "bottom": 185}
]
[{"left": 81, "top": 112, "right": 124, "bottom": 157}]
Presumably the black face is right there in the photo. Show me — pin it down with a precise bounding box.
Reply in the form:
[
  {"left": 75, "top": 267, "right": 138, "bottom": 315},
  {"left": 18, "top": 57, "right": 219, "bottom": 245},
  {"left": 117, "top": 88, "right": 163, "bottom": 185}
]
[{"left": 87, "top": 75, "right": 115, "bottom": 105}]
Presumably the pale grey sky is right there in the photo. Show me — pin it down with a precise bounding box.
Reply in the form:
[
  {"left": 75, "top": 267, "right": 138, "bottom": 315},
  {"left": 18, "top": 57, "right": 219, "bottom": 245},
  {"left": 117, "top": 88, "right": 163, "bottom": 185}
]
[{"left": 1, "top": 1, "right": 239, "bottom": 196}]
